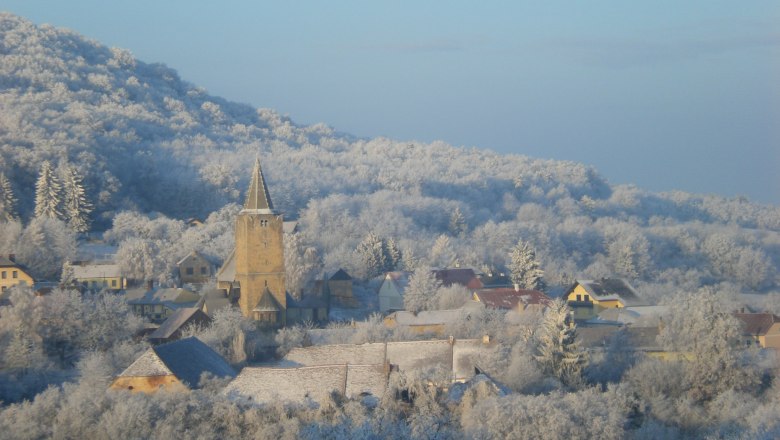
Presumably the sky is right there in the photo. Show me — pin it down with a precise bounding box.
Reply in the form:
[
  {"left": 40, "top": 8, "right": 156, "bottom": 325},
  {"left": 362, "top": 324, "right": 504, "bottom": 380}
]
[{"left": 4, "top": 1, "right": 780, "bottom": 205}]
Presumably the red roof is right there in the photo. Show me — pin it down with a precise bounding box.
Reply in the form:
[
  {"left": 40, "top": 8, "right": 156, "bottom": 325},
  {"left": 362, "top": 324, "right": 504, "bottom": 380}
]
[
  {"left": 734, "top": 313, "right": 780, "bottom": 336},
  {"left": 474, "top": 288, "right": 551, "bottom": 310},
  {"left": 433, "top": 268, "right": 483, "bottom": 290}
]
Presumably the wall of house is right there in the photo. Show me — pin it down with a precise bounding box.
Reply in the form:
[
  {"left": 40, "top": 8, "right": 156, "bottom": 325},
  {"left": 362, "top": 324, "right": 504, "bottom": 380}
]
[
  {"left": 109, "top": 375, "right": 186, "bottom": 393},
  {"left": 0, "top": 267, "right": 33, "bottom": 294},
  {"left": 379, "top": 284, "right": 403, "bottom": 312},
  {"left": 77, "top": 276, "right": 125, "bottom": 291},
  {"left": 179, "top": 255, "right": 212, "bottom": 284}
]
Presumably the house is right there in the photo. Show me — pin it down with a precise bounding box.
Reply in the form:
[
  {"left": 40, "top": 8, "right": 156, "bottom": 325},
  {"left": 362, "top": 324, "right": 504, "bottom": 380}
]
[
  {"left": 564, "top": 278, "right": 647, "bottom": 320},
  {"left": 328, "top": 269, "right": 355, "bottom": 307},
  {"left": 286, "top": 292, "right": 329, "bottom": 325},
  {"left": 176, "top": 251, "right": 214, "bottom": 285},
  {"left": 284, "top": 338, "right": 493, "bottom": 382},
  {"left": 472, "top": 286, "right": 551, "bottom": 313},
  {"left": 201, "top": 288, "right": 232, "bottom": 317},
  {"left": 109, "top": 337, "right": 236, "bottom": 393},
  {"left": 0, "top": 255, "right": 34, "bottom": 295},
  {"left": 383, "top": 309, "right": 465, "bottom": 335},
  {"left": 475, "top": 271, "right": 513, "bottom": 289},
  {"left": 126, "top": 287, "right": 202, "bottom": 323},
  {"left": 433, "top": 268, "right": 484, "bottom": 290},
  {"left": 147, "top": 307, "right": 212, "bottom": 345},
  {"left": 224, "top": 364, "right": 389, "bottom": 405},
  {"left": 217, "top": 157, "right": 287, "bottom": 324},
  {"left": 378, "top": 271, "right": 410, "bottom": 313},
  {"left": 734, "top": 312, "right": 780, "bottom": 349},
  {"left": 72, "top": 263, "right": 125, "bottom": 291}
]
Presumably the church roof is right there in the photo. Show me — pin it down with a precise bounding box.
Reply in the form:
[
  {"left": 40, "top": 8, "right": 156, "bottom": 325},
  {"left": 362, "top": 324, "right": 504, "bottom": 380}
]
[
  {"left": 253, "top": 287, "right": 281, "bottom": 312},
  {"left": 243, "top": 156, "right": 275, "bottom": 212}
]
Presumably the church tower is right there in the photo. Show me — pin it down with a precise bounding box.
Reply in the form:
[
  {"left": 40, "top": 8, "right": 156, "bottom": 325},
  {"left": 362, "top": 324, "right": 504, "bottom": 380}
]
[{"left": 234, "top": 157, "right": 286, "bottom": 324}]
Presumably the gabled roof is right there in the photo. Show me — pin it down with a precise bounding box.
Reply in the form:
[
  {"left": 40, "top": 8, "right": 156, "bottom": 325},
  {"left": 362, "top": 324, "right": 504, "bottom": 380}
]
[
  {"left": 147, "top": 307, "right": 211, "bottom": 340},
  {"left": 243, "top": 156, "right": 275, "bottom": 213},
  {"left": 216, "top": 249, "right": 236, "bottom": 283},
  {"left": 285, "top": 343, "right": 386, "bottom": 367},
  {"left": 433, "top": 268, "right": 483, "bottom": 290},
  {"left": 176, "top": 250, "right": 212, "bottom": 267},
  {"left": 283, "top": 221, "right": 298, "bottom": 234},
  {"left": 734, "top": 313, "right": 780, "bottom": 336},
  {"left": 224, "top": 364, "right": 387, "bottom": 404},
  {"left": 329, "top": 268, "right": 352, "bottom": 281},
  {"left": 474, "top": 288, "right": 551, "bottom": 310},
  {"left": 126, "top": 287, "right": 201, "bottom": 307},
  {"left": 253, "top": 287, "right": 281, "bottom": 312},
  {"left": 116, "top": 337, "right": 236, "bottom": 389},
  {"left": 72, "top": 263, "right": 121, "bottom": 279},
  {"left": 386, "top": 309, "right": 465, "bottom": 326},
  {"left": 381, "top": 271, "right": 410, "bottom": 293},
  {"left": 0, "top": 257, "right": 25, "bottom": 269},
  {"left": 286, "top": 292, "right": 328, "bottom": 309},
  {"left": 572, "top": 278, "right": 646, "bottom": 306}
]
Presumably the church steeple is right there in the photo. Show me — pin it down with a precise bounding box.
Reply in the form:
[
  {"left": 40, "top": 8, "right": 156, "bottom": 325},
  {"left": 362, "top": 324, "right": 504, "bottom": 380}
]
[{"left": 243, "top": 156, "right": 274, "bottom": 212}]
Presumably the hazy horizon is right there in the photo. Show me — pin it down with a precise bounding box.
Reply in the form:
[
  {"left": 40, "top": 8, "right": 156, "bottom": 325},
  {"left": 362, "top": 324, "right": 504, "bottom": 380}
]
[{"left": 3, "top": 1, "right": 779, "bottom": 205}]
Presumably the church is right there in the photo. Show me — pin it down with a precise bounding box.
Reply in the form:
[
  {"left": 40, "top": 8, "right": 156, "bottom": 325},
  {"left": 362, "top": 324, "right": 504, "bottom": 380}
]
[{"left": 217, "top": 157, "right": 287, "bottom": 324}]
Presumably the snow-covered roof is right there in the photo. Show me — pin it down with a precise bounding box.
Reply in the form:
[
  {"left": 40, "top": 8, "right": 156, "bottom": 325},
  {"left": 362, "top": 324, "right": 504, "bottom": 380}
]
[
  {"left": 116, "top": 337, "right": 236, "bottom": 389},
  {"left": 474, "top": 288, "right": 551, "bottom": 310},
  {"left": 126, "top": 287, "right": 200, "bottom": 306},
  {"left": 386, "top": 339, "right": 453, "bottom": 372},
  {"left": 386, "top": 309, "right": 464, "bottom": 326},
  {"left": 285, "top": 342, "right": 386, "bottom": 367},
  {"left": 72, "top": 263, "right": 121, "bottom": 279},
  {"left": 224, "top": 364, "right": 387, "bottom": 405},
  {"left": 147, "top": 307, "right": 210, "bottom": 340},
  {"left": 573, "top": 279, "right": 646, "bottom": 306},
  {"left": 216, "top": 249, "right": 236, "bottom": 283}
]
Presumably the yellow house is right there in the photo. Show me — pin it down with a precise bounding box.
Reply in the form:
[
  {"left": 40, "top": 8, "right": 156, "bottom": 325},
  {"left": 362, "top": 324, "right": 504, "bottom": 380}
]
[
  {"left": 109, "top": 337, "right": 235, "bottom": 393},
  {"left": 72, "top": 263, "right": 125, "bottom": 291},
  {"left": 0, "top": 255, "right": 34, "bottom": 295},
  {"left": 734, "top": 312, "right": 780, "bottom": 350},
  {"left": 565, "top": 278, "right": 646, "bottom": 320}
]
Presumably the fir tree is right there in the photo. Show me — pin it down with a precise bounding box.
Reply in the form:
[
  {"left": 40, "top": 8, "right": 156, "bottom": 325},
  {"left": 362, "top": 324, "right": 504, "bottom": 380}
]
[
  {"left": 34, "top": 161, "right": 63, "bottom": 220},
  {"left": 403, "top": 266, "right": 441, "bottom": 313},
  {"left": 355, "top": 232, "right": 387, "bottom": 279},
  {"left": 384, "top": 238, "right": 403, "bottom": 271},
  {"left": 0, "top": 173, "right": 18, "bottom": 221},
  {"left": 534, "top": 299, "right": 587, "bottom": 387},
  {"left": 61, "top": 166, "right": 93, "bottom": 233},
  {"left": 448, "top": 207, "right": 467, "bottom": 237},
  {"left": 509, "top": 240, "right": 546, "bottom": 291}
]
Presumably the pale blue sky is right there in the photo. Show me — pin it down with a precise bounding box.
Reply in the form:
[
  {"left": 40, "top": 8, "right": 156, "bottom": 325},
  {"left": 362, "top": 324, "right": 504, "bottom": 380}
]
[{"left": 4, "top": 1, "right": 780, "bottom": 204}]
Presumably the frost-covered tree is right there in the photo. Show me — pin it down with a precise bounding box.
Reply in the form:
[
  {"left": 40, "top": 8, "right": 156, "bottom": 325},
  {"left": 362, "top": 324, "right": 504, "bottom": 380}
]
[
  {"left": 534, "top": 299, "right": 587, "bottom": 387},
  {"left": 429, "top": 234, "right": 456, "bottom": 267},
  {"left": 354, "top": 232, "right": 387, "bottom": 279},
  {"left": 0, "top": 173, "right": 18, "bottom": 221},
  {"left": 403, "top": 267, "right": 441, "bottom": 313},
  {"left": 657, "top": 287, "right": 760, "bottom": 402},
  {"left": 33, "top": 161, "right": 63, "bottom": 220},
  {"left": 284, "top": 232, "right": 323, "bottom": 297},
  {"left": 448, "top": 207, "right": 467, "bottom": 237},
  {"left": 17, "top": 217, "right": 77, "bottom": 280},
  {"left": 509, "top": 240, "right": 546, "bottom": 291},
  {"left": 385, "top": 238, "right": 403, "bottom": 271},
  {"left": 61, "top": 166, "right": 93, "bottom": 233},
  {"left": 114, "top": 237, "right": 166, "bottom": 283},
  {"left": 4, "top": 324, "right": 44, "bottom": 372}
]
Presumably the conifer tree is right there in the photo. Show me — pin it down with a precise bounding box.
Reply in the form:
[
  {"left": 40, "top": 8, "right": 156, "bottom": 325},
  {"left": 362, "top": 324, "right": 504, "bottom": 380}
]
[
  {"left": 355, "top": 232, "right": 387, "bottom": 279},
  {"left": 403, "top": 266, "right": 441, "bottom": 313},
  {"left": 34, "top": 161, "right": 63, "bottom": 220},
  {"left": 61, "top": 166, "right": 93, "bottom": 233},
  {"left": 0, "top": 173, "right": 18, "bottom": 221},
  {"left": 384, "top": 238, "right": 403, "bottom": 271},
  {"left": 534, "top": 299, "right": 587, "bottom": 387},
  {"left": 448, "top": 207, "right": 467, "bottom": 237},
  {"left": 509, "top": 240, "right": 546, "bottom": 291}
]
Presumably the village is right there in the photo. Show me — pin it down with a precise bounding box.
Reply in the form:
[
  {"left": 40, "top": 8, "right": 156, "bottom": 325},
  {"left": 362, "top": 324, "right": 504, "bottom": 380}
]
[{"left": 2, "top": 156, "right": 777, "bottom": 408}]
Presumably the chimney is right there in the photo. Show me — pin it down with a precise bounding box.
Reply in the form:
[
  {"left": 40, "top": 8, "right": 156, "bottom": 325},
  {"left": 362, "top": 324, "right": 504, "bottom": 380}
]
[
  {"left": 514, "top": 283, "right": 520, "bottom": 292},
  {"left": 482, "top": 334, "right": 491, "bottom": 344},
  {"left": 7, "top": 254, "right": 15, "bottom": 262}
]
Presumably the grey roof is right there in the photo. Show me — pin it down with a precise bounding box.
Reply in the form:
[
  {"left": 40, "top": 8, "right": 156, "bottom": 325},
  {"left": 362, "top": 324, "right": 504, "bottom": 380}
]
[
  {"left": 387, "top": 309, "right": 464, "bottom": 326},
  {"left": 176, "top": 250, "right": 212, "bottom": 267},
  {"left": 224, "top": 364, "right": 387, "bottom": 405},
  {"left": 216, "top": 249, "right": 236, "bottom": 283},
  {"left": 283, "top": 221, "right": 298, "bottom": 234},
  {"left": 147, "top": 307, "right": 211, "bottom": 340},
  {"left": 286, "top": 292, "right": 329, "bottom": 309},
  {"left": 574, "top": 278, "right": 646, "bottom": 306},
  {"left": 72, "top": 263, "right": 121, "bottom": 279},
  {"left": 116, "top": 337, "right": 236, "bottom": 389},
  {"left": 253, "top": 287, "right": 281, "bottom": 312},
  {"left": 447, "top": 373, "right": 510, "bottom": 405},
  {"left": 285, "top": 343, "right": 386, "bottom": 367},
  {"left": 329, "top": 269, "right": 352, "bottom": 281},
  {"left": 126, "top": 287, "right": 201, "bottom": 307},
  {"left": 386, "top": 340, "right": 453, "bottom": 372},
  {"left": 243, "top": 156, "right": 275, "bottom": 212},
  {"left": 0, "top": 257, "right": 23, "bottom": 268}
]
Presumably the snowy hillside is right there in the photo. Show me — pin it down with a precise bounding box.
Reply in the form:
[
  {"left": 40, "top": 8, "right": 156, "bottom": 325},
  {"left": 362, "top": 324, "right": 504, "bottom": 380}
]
[{"left": 1, "top": 13, "right": 778, "bottom": 295}]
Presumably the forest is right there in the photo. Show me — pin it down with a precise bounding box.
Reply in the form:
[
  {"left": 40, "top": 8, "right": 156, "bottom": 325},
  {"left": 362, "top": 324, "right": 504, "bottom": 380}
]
[{"left": 0, "top": 12, "right": 779, "bottom": 439}]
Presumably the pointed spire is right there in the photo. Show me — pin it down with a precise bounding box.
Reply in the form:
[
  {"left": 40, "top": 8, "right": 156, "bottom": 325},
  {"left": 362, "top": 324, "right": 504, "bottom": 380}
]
[{"left": 243, "top": 155, "right": 274, "bottom": 211}]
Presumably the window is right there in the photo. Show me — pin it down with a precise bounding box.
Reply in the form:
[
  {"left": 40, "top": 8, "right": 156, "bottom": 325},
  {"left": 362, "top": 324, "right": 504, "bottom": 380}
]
[
  {"left": 186, "top": 267, "right": 194, "bottom": 275},
  {"left": 576, "top": 294, "right": 581, "bottom": 301},
  {"left": 1, "top": 286, "right": 5, "bottom": 292},
  {"left": 584, "top": 294, "right": 590, "bottom": 302},
  {"left": 1, "top": 271, "right": 5, "bottom": 279},
  {"left": 12, "top": 271, "right": 17, "bottom": 279},
  {"left": 102, "top": 280, "right": 108, "bottom": 287},
  {"left": 200, "top": 266, "right": 207, "bottom": 275},
  {"left": 111, "top": 279, "right": 117, "bottom": 287}
]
